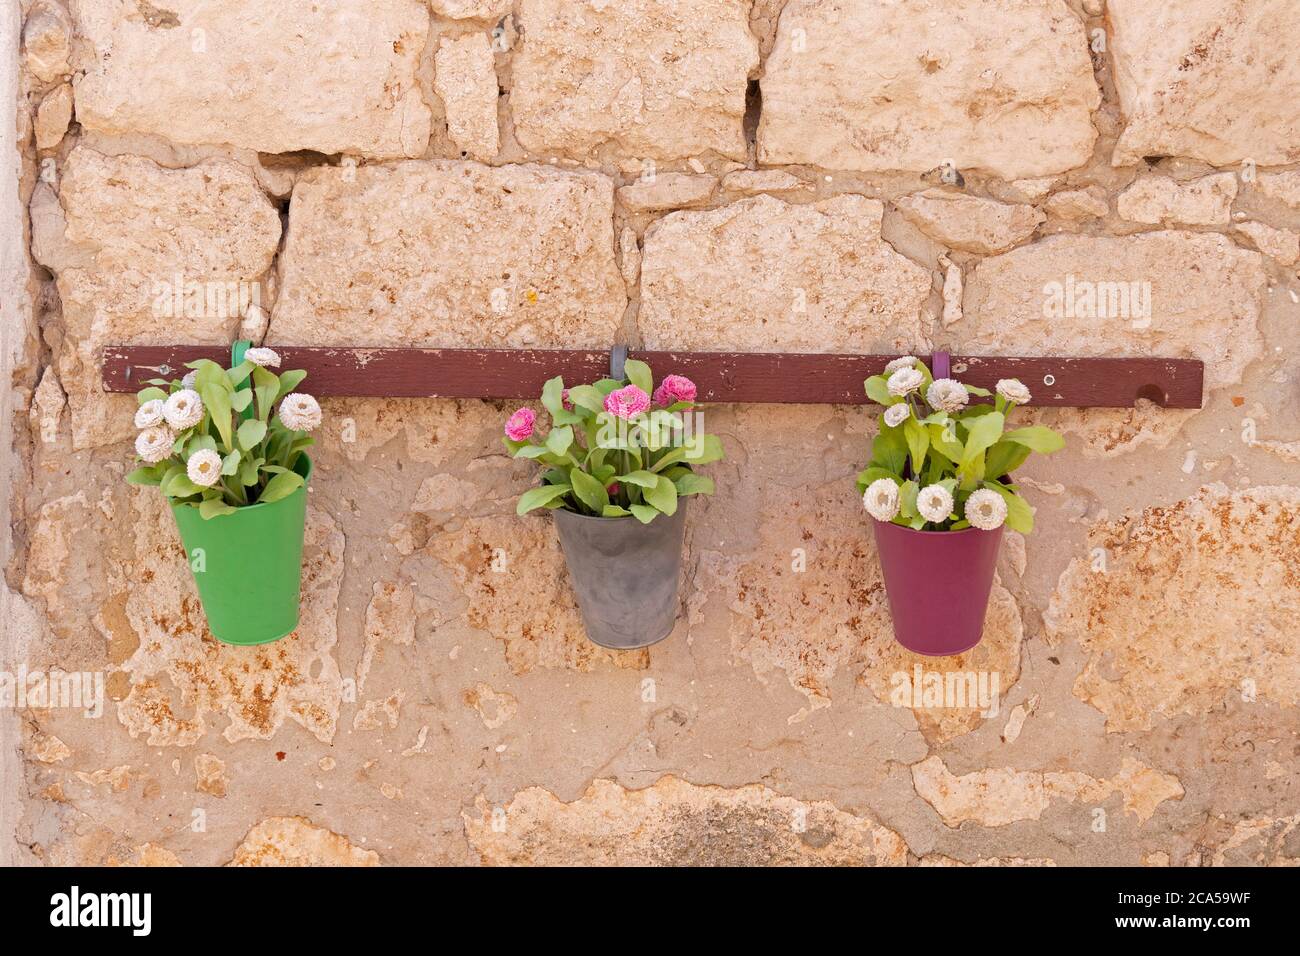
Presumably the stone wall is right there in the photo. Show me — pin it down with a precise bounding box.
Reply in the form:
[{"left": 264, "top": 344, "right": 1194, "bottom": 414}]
[{"left": 3, "top": 0, "right": 1298, "bottom": 866}]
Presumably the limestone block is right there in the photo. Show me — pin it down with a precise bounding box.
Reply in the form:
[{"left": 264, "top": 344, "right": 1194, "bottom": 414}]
[
  {"left": 1253, "top": 171, "right": 1300, "bottom": 212},
  {"left": 1233, "top": 221, "right": 1299, "bottom": 266},
  {"left": 72, "top": 0, "right": 431, "bottom": 157},
  {"left": 759, "top": 0, "right": 1099, "bottom": 178},
  {"left": 23, "top": 1, "right": 70, "bottom": 83},
  {"left": 896, "top": 189, "right": 1044, "bottom": 254},
  {"left": 1045, "top": 187, "right": 1109, "bottom": 221},
  {"left": 34, "top": 82, "right": 73, "bottom": 149},
  {"left": 617, "top": 173, "right": 717, "bottom": 213},
  {"left": 1109, "top": 0, "right": 1300, "bottom": 167},
  {"left": 511, "top": 0, "right": 759, "bottom": 161},
  {"left": 962, "top": 232, "right": 1266, "bottom": 391},
  {"left": 434, "top": 33, "right": 500, "bottom": 162},
  {"left": 640, "top": 194, "right": 931, "bottom": 353},
  {"left": 1117, "top": 173, "right": 1237, "bottom": 226},
  {"left": 272, "top": 161, "right": 625, "bottom": 348},
  {"left": 39, "top": 147, "right": 281, "bottom": 449}
]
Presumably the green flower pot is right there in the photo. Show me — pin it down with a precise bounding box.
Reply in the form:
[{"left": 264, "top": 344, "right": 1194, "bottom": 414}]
[{"left": 170, "top": 455, "right": 312, "bottom": 646}]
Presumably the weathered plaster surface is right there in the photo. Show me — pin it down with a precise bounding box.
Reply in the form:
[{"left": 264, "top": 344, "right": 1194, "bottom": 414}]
[{"left": 4, "top": 0, "right": 1298, "bottom": 867}]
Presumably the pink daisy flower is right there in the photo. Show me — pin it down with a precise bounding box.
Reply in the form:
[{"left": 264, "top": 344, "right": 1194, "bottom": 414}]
[
  {"left": 504, "top": 407, "right": 537, "bottom": 441},
  {"left": 603, "top": 385, "right": 650, "bottom": 419},
  {"left": 653, "top": 374, "right": 698, "bottom": 407},
  {"left": 561, "top": 388, "right": 574, "bottom": 412}
]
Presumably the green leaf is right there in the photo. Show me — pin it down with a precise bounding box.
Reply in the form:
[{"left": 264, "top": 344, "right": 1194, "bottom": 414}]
[
  {"left": 602, "top": 504, "right": 631, "bottom": 517},
  {"left": 164, "top": 474, "right": 202, "bottom": 499},
  {"left": 199, "top": 498, "right": 238, "bottom": 520},
  {"left": 673, "top": 473, "right": 714, "bottom": 496},
  {"left": 623, "top": 359, "right": 653, "bottom": 395},
  {"left": 865, "top": 375, "right": 894, "bottom": 405},
  {"left": 984, "top": 440, "right": 1032, "bottom": 481},
  {"left": 200, "top": 383, "right": 233, "bottom": 450},
  {"left": 545, "top": 425, "right": 574, "bottom": 457},
  {"left": 568, "top": 468, "right": 609, "bottom": 514},
  {"left": 258, "top": 471, "right": 305, "bottom": 504},
  {"left": 960, "top": 411, "right": 1004, "bottom": 468},
  {"left": 517, "top": 484, "right": 572, "bottom": 515},
  {"left": 1002, "top": 425, "right": 1066, "bottom": 455},
  {"left": 221, "top": 450, "right": 241, "bottom": 476},
  {"left": 125, "top": 466, "right": 162, "bottom": 486},
  {"left": 541, "top": 376, "right": 565, "bottom": 416},
  {"left": 682, "top": 433, "right": 725, "bottom": 466},
  {"left": 230, "top": 388, "right": 254, "bottom": 412},
  {"left": 193, "top": 360, "right": 227, "bottom": 392},
  {"left": 614, "top": 470, "right": 659, "bottom": 488},
  {"left": 566, "top": 384, "right": 605, "bottom": 413},
  {"left": 136, "top": 386, "right": 167, "bottom": 405},
  {"left": 237, "top": 419, "right": 267, "bottom": 451},
  {"left": 982, "top": 481, "right": 1034, "bottom": 533},
  {"left": 513, "top": 444, "right": 555, "bottom": 460},
  {"left": 226, "top": 360, "right": 255, "bottom": 388},
  {"left": 872, "top": 427, "right": 908, "bottom": 474},
  {"left": 903, "top": 417, "right": 930, "bottom": 476},
  {"left": 928, "top": 422, "right": 965, "bottom": 463},
  {"left": 643, "top": 474, "right": 678, "bottom": 515},
  {"left": 276, "top": 369, "right": 307, "bottom": 401},
  {"left": 629, "top": 504, "right": 659, "bottom": 524},
  {"left": 963, "top": 384, "right": 992, "bottom": 397},
  {"left": 252, "top": 366, "right": 279, "bottom": 422},
  {"left": 855, "top": 466, "right": 898, "bottom": 493},
  {"left": 898, "top": 480, "right": 919, "bottom": 519},
  {"left": 238, "top": 456, "right": 262, "bottom": 486}
]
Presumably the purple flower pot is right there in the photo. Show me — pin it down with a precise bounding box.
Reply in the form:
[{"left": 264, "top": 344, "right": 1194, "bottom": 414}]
[{"left": 871, "top": 518, "right": 1004, "bottom": 656}]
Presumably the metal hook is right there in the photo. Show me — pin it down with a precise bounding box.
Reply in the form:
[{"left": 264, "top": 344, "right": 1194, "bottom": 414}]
[{"left": 610, "top": 344, "right": 628, "bottom": 381}]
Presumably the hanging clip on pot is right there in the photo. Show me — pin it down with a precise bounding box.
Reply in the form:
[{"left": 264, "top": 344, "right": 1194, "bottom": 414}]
[
  {"left": 610, "top": 344, "right": 628, "bottom": 382},
  {"left": 232, "top": 339, "right": 255, "bottom": 423},
  {"left": 931, "top": 349, "right": 951, "bottom": 381}
]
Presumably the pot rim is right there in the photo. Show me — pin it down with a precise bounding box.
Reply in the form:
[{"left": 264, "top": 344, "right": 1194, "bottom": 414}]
[
  {"left": 869, "top": 517, "right": 1001, "bottom": 537},
  {"left": 171, "top": 453, "right": 312, "bottom": 516},
  {"left": 552, "top": 500, "right": 686, "bottom": 524}
]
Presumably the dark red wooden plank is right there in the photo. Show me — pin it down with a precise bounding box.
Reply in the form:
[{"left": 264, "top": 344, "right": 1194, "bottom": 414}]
[{"left": 101, "top": 346, "right": 1204, "bottom": 408}]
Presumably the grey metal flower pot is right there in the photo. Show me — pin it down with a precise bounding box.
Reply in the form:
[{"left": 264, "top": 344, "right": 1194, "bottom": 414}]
[{"left": 553, "top": 503, "right": 688, "bottom": 650}]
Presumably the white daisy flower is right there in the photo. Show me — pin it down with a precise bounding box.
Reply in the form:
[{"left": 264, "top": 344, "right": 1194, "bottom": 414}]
[
  {"left": 163, "top": 389, "right": 204, "bottom": 430},
  {"left": 917, "top": 484, "right": 954, "bottom": 524},
  {"left": 964, "top": 488, "right": 1008, "bottom": 531},
  {"left": 279, "top": 392, "right": 321, "bottom": 432},
  {"left": 863, "top": 478, "right": 900, "bottom": 522},
  {"left": 996, "top": 378, "right": 1031, "bottom": 405},
  {"left": 884, "top": 355, "right": 918, "bottom": 374},
  {"left": 926, "top": 378, "right": 969, "bottom": 413},
  {"left": 245, "top": 347, "right": 282, "bottom": 368},
  {"left": 134, "top": 399, "right": 165, "bottom": 429},
  {"left": 135, "top": 426, "right": 174, "bottom": 464},
  {"left": 181, "top": 371, "right": 197, "bottom": 389},
  {"left": 883, "top": 403, "right": 910, "bottom": 428},
  {"left": 186, "top": 449, "right": 223, "bottom": 488},
  {"left": 887, "top": 366, "right": 924, "bottom": 397}
]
